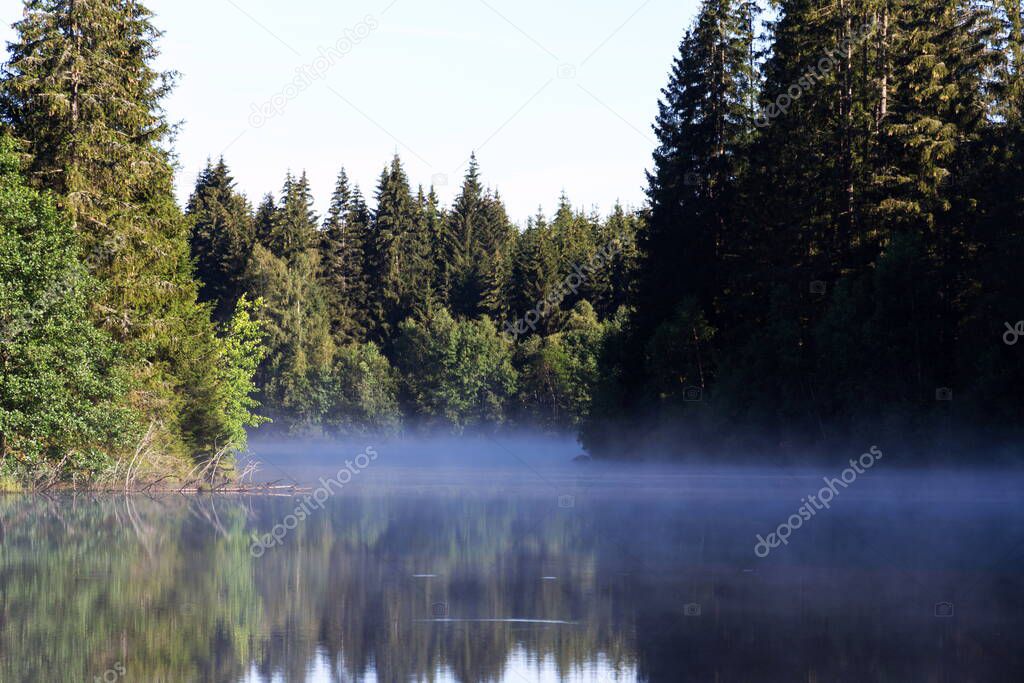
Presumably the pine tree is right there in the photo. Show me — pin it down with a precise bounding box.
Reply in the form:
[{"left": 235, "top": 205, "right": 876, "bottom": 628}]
[
  {"left": 365, "top": 155, "right": 431, "bottom": 343},
  {"left": 0, "top": 0, "right": 194, "bottom": 333},
  {"left": 421, "top": 186, "right": 448, "bottom": 297},
  {"left": 320, "top": 168, "right": 370, "bottom": 344},
  {"left": 635, "top": 0, "right": 758, "bottom": 347},
  {"left": 479, "top": 190, "right": 516, "bottom": 320},
  {"left": 592, "top": 203, "right": 642, "bottom": 319},
  {"left": 549, "top": 193, "right": 599, "bottom": 315},
  {"left": 186, "top": 158, "right": 254, "bottom": 323},
  {"left": 442, "top": 155, "right": 487, "bottom": 316},
  {"left": 442, "top": 155, "right": 515, "bottom": 319},
  {"left": 253, "top": 194, "right": 276, "bottom": 247},
  {"left": 267, "top": 172, "right": 318, "bottom": 261},
  {"left": 245, "top": 244, "right": 334, "bottom": 429},
  {"left": 244, "top": 171, "right": 335, "bottom": 430},
  {"left": 507, "top": 212, "right": 563, "bottom": 338}
]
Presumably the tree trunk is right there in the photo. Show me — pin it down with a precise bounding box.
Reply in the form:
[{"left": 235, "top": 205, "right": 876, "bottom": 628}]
[
  {"left": 837, "top": 0, "right": 855, "bottom": 262},
  {"left": 879, "top": 4, "right": 889, "bottom": 125},
  {"left": 68, "top": 0, "right": 81, "bottom": 213}
]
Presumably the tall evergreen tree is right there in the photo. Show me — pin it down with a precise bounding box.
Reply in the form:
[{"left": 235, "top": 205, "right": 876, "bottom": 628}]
[
  {"left": 245, "top": 243, "right": 334, "bottom": 429},
  {"left": 478, "top": 190, "right": 516, "bottom": 320},
  {"left": 591, "top": 203, "right": 643, "bottom": 319},
  {"left": 442, "top": 155, "right": 515, "bottom": 319},
  {"left": 186, "top": 158, "right": 254, "bottom": 323},
  {"left": 507, "top": 212, "right": 563, "bottom": 338},
  {"left": 366, "top": 155, "right": 429, "bottom": 342},
  {"left": 442, "top": 155, "right": 487, "bottom": 317},
  {"left": 253, "top": 194, "right": 276, "bottom": 248},
  {"left": 320, "top": 168, "right": 371, "bottom": 344},
  {"left": 267, "top": 172, "right": 318, "bottom": 261},
  {"left": 635, "top": 0, "right": 758, "bottom": 344}
]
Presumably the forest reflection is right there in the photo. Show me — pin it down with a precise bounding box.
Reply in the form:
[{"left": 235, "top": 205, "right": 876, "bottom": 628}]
[
  {"left": 0, "top": 492, "right": 638, "bottom": 682},
  {"left": 2, "top": 472, "right": 1024, "bottom": 682}
]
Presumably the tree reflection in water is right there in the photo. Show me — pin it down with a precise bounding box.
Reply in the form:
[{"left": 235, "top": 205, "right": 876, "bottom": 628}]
[{"left": 1, "top": 474, "right": 1023, "bottom": 682}]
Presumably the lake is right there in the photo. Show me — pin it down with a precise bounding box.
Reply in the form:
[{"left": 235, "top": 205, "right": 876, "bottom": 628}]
[{"left": 1, "top": 442, "right": 1023, "bottom": 682}]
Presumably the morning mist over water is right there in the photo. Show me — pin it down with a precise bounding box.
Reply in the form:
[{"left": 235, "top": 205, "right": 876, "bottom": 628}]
[{"left": 4, "top": 446, "right": 1024, "bottom": 681}]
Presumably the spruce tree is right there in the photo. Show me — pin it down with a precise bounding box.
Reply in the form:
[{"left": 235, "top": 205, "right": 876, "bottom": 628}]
[
  {"left": 253, "top": 194, "right": 276, "bottom": 248},
  {"left": 366, "top": 155, "right": 427, "bottom": 343},
  {"left": 635, "top": 0, "right": 758, "bottom": 347},
  {"left": 244, "top": 171, "right": 335, "bottom": 430},
  {"left": 245, "top": 244, "right": 334, "bottom": 429},
  {"left": 186, "top": 158, "right": 254, "bottom": 323},
  {"left": 549, "top": 193, "right": 599, "bottom": 315},
  {"left": 267, "top": 172, "right": 318, "bottom": 261},
  {"left": 507, "top": 212, "right": 562, "bottom": 338},
  {"left": 442, "top": 155, "right": 487, "bottom": 317},
  {"left": 479, "top": 190, "right": 516, "bottom": 320},
  {"left": 592, "top": 203, "right": 642, "bottom": 319},
  {"left": 320, "top": 168, "right": 370, "bottom": 344},
  {"left": 442, "top": 155, "right": 515, "bottom": 319}
]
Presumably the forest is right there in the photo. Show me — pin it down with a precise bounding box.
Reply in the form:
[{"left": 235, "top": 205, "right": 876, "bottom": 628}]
[{"left": 1, "top": 0, "right": 1024, "bottom": 486}]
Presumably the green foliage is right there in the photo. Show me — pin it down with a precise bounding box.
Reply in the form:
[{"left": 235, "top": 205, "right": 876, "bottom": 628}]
[
  {"left": 323, "top": 343, "right": 402, "bottom": 436},
  {"left": 514, "top": 301, "right": 606, "bottom": 430},
  {"left": 0, "top": 0, "right": 265, "bottom": 481},
  {"left": 441, "top": 156, "right": 516, "bottom": 320},
  {"left": 265, "top": 172, "right": 319, "bottom": 260},
  {"left": 367, "top": 156, "right": 432, "bottom": 343},
  {"left": 187, "top": 159, "right": 254, "bottom": 323},
  {"left": 0, "top": 134, "right": 135, "bottom": 479},
  {"left": 213, "top": 296, "right": 270, "bottom": 450},
  {"left": 643, "top": 299, "right": 715, "bottom": 404},
  {"left": 245, "top": 243, "right": 334, "bottom": 430},
  {"left": 395, "top": 308, "right": 518, "bottom": 431},
  {"left": 584, "top": 0, "right": 1024, "bottom": 457},
  {"left": 6, "top": 0, "right": 1020, "bottom": 467},
  {"left": 319, "top": 168, "right": 372, "bottom": 345}
]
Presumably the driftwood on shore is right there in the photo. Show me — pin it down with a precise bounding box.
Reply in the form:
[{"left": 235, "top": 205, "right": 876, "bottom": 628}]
[{"left": 11, "top": 448, "right": 314, "bottom": 495}]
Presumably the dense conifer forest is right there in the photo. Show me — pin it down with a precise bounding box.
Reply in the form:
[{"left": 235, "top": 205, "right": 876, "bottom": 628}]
[{"left": 1, "top": 0, "right": 1023, "bottom": 485}]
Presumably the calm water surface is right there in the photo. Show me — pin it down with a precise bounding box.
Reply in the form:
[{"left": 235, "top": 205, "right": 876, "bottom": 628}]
[{"left": 1, "top": 455, "right": 1022, "bottom": 682}]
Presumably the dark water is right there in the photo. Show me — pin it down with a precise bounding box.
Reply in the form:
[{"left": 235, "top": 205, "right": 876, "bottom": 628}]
[{"left": 1, "top": 455, "right": 1023, "bottom": 682}]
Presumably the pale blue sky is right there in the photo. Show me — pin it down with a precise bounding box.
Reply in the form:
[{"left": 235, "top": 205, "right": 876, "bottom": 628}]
[{"left": 1, "top": 0, "right": 700, "bottom": 224}]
